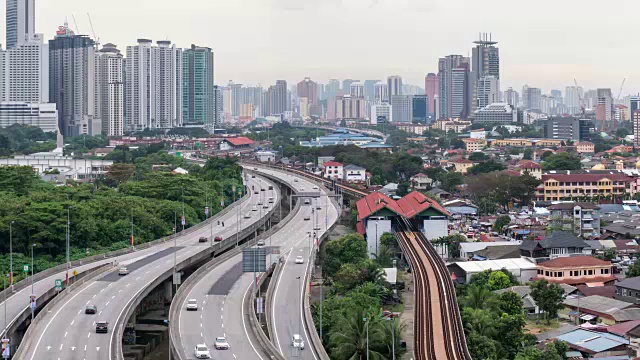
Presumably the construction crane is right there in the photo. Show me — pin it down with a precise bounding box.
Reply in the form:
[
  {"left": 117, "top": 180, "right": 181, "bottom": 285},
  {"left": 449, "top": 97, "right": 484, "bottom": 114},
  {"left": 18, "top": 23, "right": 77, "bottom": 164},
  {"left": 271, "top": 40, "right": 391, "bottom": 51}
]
[
  {"left": 71, "top": 14, "right": 81, "bottom": 35},
  {"left": 86, "top": 13, "right": 99, "bottom": 48},
  {"left": 616, "top": 77, "right": 627, "bottom": 101}
]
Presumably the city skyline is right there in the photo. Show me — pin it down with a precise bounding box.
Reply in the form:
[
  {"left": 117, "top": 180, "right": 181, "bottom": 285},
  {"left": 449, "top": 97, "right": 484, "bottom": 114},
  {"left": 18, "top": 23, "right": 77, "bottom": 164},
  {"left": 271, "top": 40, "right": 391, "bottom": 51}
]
[{"left": 6, "top": 0, "right": 640, "bottom": 94}]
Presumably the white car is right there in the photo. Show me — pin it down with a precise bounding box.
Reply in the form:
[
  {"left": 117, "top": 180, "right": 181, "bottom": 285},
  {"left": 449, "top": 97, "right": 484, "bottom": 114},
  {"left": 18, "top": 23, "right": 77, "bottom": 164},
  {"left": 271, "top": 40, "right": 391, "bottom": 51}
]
[
  {"left": 214, "top": 336, "right": 230, "bottom": 350},
  {"left": 252, "top": 206, "right": 258, "bottom": 212},
  {"left": 295, "top": 256, "right": 304, "bottom": 264},
  {"left": 194, "top": 344, "right": 211, "bottom": 359},
  {"left": 292, "top": 334, "right": 305, "bottom": 350},
  {"left": 244, "top": 213, "right": 251, "bottom": 219},
  {"left": 304, "top": 215, "right": 310, "bottom": 221},
  {"left": 293, "top": 178, "right": 298, "bottom": 182},
  {"left": 118, "top": 267, "right": 129, "bottom": 276},
  {"left": 313, "top": 185, "right": 319, "bottom": 189},
  {"left": 186, "top": 299, "right": 198, "bottom": 311}
]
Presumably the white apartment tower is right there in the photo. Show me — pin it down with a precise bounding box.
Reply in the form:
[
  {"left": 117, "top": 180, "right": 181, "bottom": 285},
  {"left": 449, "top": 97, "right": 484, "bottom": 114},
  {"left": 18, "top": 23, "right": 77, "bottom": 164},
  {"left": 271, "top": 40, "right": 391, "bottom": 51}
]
[
  {"left": 125, "top": 39, "right": 183, "bottom": 131},
  {"left": 6, "top": 0, "right": 35, "bottom": 49},
  {"left": 4, "top": 33, "right": 48, "bottom": 103},
  {"left": 476, "top": 75, "right": 500, "bottom": 109},
  {"left": 374, "top": 82, "right": 388, "bottom": 104},
  {"left": 95, "top": 43, "right": 124, "bottom": 136}
]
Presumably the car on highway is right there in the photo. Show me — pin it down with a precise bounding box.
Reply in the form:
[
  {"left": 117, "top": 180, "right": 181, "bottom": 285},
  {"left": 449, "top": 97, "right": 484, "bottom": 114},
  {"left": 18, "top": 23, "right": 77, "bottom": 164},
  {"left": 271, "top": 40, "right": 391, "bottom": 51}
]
[
  {"left": 252, "top": 206, "right": 258, "bottom": 211},
  {"left": 214, "top": 236, "right": 223, "bottom": 242},
  {"left": 251, "top": 175, "right": 255, "bottom": 178},
  {"left": 295, "top": 256, "right": 304, "bottom": 264},
  {"left": 316, "top": 205, "right": 322, "bottom": 210},
  {"left": 118, "top": 267, "right": 129, "bottom": 276},
  {"left": 313, "top": 185, "right": 319, "bottom": 189},
  {"left": 214, "top": 336, "right": 230, "bottom": 350},
  {"left": 269, "top": 197, "right": 274, "bottom": 203},
  {"left": 293, "top": 178, "right": 298, "bottom": 182},
  {"left": 304, "top": 215, "right": 310, "bottom": 221},
  {"left": 314, "top": 225, "right": 321, "bottom": 231},
  {"left": 299, "top": 187, "right": 305, "bottom": 191},
  {"left": 194, "top": 344, "right": 211, "bottom": 359},
  {"left": 268, "top": 185, "right": 273, "bottom": 190},
  {"left": 198, "top": 236, "right": 208, "bottom": 243},
  {"left": 186, "top": 299, "right": 198, "bottom": 311},
  {"left": 263, "top": 204, "right": 269, "bottom": 209},
  {"left": 304, "top": 199, "right": 310, "bottom": 205},
  {"left": 261, "top": 188, "right": 265, "bottom": 192},
  {"left": 95, "top": 321, "right": 108, "bottom": 333},
  {"left": 85, "top": 304, "right": 97, "bottom": 314},
  {"left": 292, "top": 334, "right": 305, "bottom": 350},
  {"left": 254, "top": 190, "right": 258, "bottom": 194},
  {"left": 244, "top": 213, "right": 251, "bottom": 219},
  {"left": 257, "top": 239, "right": 265, "bottom": 247},
  {"left": 258, "top": 200, "right": 263, "bottom": 205}
]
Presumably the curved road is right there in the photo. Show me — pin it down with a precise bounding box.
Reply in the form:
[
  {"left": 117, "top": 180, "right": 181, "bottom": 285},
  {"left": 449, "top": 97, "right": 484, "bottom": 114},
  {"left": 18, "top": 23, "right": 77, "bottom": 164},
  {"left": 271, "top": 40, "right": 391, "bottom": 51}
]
[
  {"left": 175, "top": 166, "right": 338, "bottom": 360},
  {"left": 17, "top": 176, "right": 276, "bottom": 360}
]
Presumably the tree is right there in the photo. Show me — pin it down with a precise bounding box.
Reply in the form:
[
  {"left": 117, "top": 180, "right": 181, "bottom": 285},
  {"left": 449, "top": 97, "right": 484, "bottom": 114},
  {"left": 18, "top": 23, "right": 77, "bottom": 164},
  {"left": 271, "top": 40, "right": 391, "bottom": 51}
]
[
  {"left": 541, "top": 151, "right": 554, "bottom": 161},
  {"left": 523, "top": 148, "right": 533, "bottom": 160},
  {"left": 440, "top": 172, "right": 464, "bottom": 193},
  {"left": 106, "top": 163, "right": 136, "bottom": 185},
  {"left": 603, "top": 248, "right": 616, "bottom": 261},
  {"left": 468, "top": 160, "right": 506, "bottom": 175},
  {"left": 462, "top": 286, "right": 497, "bottom": 310},
  {"left": 468, "top": 152, "right": 488, "bottom": 161},
  {"left": 497, "top": 291, "right": 524, "bottom": 316},
  {"left": 329, "top": 310, "right": 387, "bottom": 360},
  {"left": 467, "top": 333, "right": 498, "bottom": 360},
  {"left": 627, "top": 261, "right": 640, "bottom": 277},
  {"left": 530, "top": 280, "right": 566, "bottom": 323},
  {"left": 323, "top": 234, "right": 368, "bottom": 279},
  {"left": 487, "top": 271, "right": 512, "bottom": 291},
  {"left": 494, "top": 215, "right": 512, "bottom": 232},
  {"left": 541, "top": 153, "right": 582, "bottom": 171}
]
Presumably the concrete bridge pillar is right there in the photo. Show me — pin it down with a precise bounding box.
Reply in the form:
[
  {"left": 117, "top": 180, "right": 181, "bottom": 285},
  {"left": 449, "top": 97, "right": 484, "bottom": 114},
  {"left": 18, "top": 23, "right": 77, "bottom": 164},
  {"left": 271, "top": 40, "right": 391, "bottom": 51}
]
[{"left": 164, "top": 279, "right": 173, "bottom": 303}]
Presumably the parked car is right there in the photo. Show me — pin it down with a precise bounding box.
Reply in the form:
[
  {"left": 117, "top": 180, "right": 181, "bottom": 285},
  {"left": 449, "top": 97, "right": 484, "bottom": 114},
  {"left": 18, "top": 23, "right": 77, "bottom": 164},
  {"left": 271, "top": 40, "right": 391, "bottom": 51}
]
[
  {"left": 214, "top": 336, "right": 230, "bottom": 350},
  {"left": 198, "top": 237, "right": 208, "bottom": 243},
  {"left": 95, "top": 321, "right": 108, "bottom": 333},
  {"left": 313, "top": 185, "right": 319, "bottom": 189},
  {"left": 292, "top": 334, "right": 305, "bottom": 350},
  {"left": 118, "top": 267, "right": 129, "bottom": 276},
  {"left": 268, "top": 185, "right": 273, "bottom": 190},
  {"left": 194, "top": 344, "right": 211, "bottom": 359},
  {"left": 85, "top": 304, "right": 97, "bottom": 314},
  {"left": 186, "top": 299, "right": 198, "bottom": 311}
]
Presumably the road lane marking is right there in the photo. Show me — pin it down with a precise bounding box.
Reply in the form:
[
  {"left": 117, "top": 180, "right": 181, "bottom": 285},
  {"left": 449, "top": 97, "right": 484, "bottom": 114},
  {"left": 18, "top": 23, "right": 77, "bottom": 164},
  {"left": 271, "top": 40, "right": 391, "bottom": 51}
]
[
  {"left": 30, "top": 282, "right": 95, "bottom": 360},
  {"left": 84, "top": 345, "right": 87, "bottom": 351},
  {"left": 64, "top": 332, "right": 67, "bottom": 338},
  {"left": 77, "top": 310, "right": 82, "bottom": 315},
  {"left": 105, "top": 301, "right": 110, "bottom": 306},
  {"left": 241, "top": 281, "right": 265, "bottom": 360},
  {"left": 98, "top": 311, "right": 102, "bottom": 315},
  {"left": 70, "top": 320, "right": 74, "bottom": 326},
  {"left": 87, "top": 333, "right": 91, "bottom": 338},
  {"left": 59, "top": 344, "right": 63, "bottom": 350}
]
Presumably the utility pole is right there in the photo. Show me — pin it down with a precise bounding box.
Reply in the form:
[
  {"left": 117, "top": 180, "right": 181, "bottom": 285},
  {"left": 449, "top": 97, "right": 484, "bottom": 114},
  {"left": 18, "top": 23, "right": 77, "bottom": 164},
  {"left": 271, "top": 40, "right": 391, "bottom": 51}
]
[
  {"left": 9, "top": 221, "right": 13, "bottom": 291},
  {"left": 30, "top": 243, "right": 35, "bottom": 320},
  {"left": 181, "top": 188, "right": 185, "bottom": 231}
]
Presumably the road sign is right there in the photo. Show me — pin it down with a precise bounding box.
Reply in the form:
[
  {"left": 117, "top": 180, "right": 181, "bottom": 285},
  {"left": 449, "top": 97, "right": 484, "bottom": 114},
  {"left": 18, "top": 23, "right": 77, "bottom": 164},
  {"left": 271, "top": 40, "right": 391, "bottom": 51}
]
[
  {"left": 205, "top": 206, "right": 209, "bottom": 216},
  {"left": 256, "top": 297, "right": 263, "bottom": 314},
  {"left": 2, "top": 338, "right": 9, "bottom": 359},
  {"left": 242, "top": 248, "right": 267, "bottom": 273},
  {"left": 55, "top": 279, "right": 63, "bottom": 291},
  {"left": 72, "top": 270, "right": 77, "bottom": 276},
  {"left": 172, "top": 272, "right": 181, "bottom": 285},
  {"left": 23, "top": 265, "right": 28, "bottom": 273},
  {"left": 181, "top": 216, "right": 185, "bottom": 226}
]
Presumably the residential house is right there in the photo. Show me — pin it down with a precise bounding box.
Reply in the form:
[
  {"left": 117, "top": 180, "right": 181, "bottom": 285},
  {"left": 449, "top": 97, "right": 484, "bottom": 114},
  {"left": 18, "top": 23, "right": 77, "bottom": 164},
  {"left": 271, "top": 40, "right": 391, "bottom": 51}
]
[
  {"left": 410, "top": 173, "right": 433, "bottom": 190},
  {"left": 576, "top": 141, "right": 595, "bottom": 153},
  {"left": 615, "top": 277, "right": 640, "bottom": 305},
  {"left": 561, "top": 295, "right": 640, "bottom": 325},
  {"left": 495, "top": 285, "right": 577, "bottom": 315},
  {"left": 323, "top": 161, "right": 344, "bottom": 180},
  {"left": 450, "top": 158, "right": 475, "bottom": 174},
  {"left": 534, "top": 256, "right": 615, "bottom": 286},
  {"left": 462, "top": 138, "right": 487, "bottom": 152},
  {"left": 459, "top": 241, "right": 522, "bottom": 260},
  {"left": 218, "top": 137, "right": 254, "bottom": 151},
  {"left": 536, "top": 172, "right": 634, "bottom": 202},
  {"left": 447, "top": 258, "right": 538, "bottom": 284},
  {"left": 520, "top": 231, "right": 591, "bottom": 260},
  {"left": 426, "top": 188, "right": 451, "bottom": 200},
  {"left": 343, "top": 164, "right": 366, "bottom": 182},
  {"left": 515, "top": 160, "right": 542, "bottom": 179},
  {"left": 554, "top": 329, "right": 630, "bottom": 357},
  {"left": 547, "top": 202, "right": 601, "bottom": 238}
]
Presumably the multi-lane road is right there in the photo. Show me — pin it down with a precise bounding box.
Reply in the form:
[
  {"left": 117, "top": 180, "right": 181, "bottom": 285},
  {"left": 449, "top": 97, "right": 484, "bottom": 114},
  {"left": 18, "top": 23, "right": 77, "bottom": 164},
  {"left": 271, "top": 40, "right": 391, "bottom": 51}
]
[
  {"left": 174, "top": 166, "right": 339, "bottom": 360},
  {"left": 16, "top": 176, "right": 276, "bottom": 360}
]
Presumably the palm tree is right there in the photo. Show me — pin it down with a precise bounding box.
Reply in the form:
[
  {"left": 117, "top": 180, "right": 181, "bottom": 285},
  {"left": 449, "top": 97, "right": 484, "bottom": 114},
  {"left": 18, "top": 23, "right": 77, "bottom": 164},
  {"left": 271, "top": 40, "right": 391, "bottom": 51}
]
[
  {"left": 329, "top": 311, "right": 387, "bottom": 360},
  {"left": 372, "top": 244, "right": 394, "bottom": 267},
  {"left": 463, "top": 307, "right": 497, "bottom": 338},
  {"left": 462, "top": 285, "right": 497, "bottom": 310}
]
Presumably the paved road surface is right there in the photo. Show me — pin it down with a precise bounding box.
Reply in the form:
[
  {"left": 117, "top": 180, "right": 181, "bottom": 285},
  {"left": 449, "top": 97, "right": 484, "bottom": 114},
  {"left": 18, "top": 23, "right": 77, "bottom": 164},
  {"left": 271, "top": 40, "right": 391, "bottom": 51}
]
[{"left": 19, "top": 176, "right": 277, "bottom": 360}]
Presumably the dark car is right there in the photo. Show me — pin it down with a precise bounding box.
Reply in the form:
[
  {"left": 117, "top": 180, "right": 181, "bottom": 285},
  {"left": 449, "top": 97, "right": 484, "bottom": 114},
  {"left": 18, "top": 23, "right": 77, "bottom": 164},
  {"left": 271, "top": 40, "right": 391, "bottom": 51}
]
[
  {"left": 85, "top": 305, "right": 97, "bottom": 314},
  {"left": 198, "top": 237, "right": 208, "bottom": 243},
  {"left": 268, "top": 185, "right": 273, "bottom": 190},
  {"left": 214, "top": 236, "right": 222, "bottom": 242},
  {"left": 95, "top": 321, "right": 108, "bottom": 333},
  {"left": 261, "top": 188, "right": 265, "bottom": 192}
]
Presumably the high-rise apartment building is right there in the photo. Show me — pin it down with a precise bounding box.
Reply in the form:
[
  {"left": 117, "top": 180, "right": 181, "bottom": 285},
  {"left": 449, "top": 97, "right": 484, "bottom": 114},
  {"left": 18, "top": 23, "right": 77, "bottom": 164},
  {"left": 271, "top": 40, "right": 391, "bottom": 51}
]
[
  {"left": 5, "top": 33, "right": 48, "bottom": 103},
  {"left": 94, "top": 43, "right": 124, "bottom": 136},
  {"left": 596, "top": 88, "right": 613, "bottom": 124},
  {"left": 438, "top": 55, "right": 471, "bottom": 119},
  {"left": 265, "top": 80, "right": 288, "bottom": 115},
  {"left": 125, "top": 39, "right": 183, "bottom": 131},
  {"left": 363, "top": 80, "right": 379, "bottom": 102},
  {"left": 476, "top": 76, "right": 500, "bottom": 109},
  {"left": 504, "top": 87, "right": 519, "bottom": 107},
  {"left": 182, "top": 45, "right": 214, "bottom": 127},
  {"left": 297, "top": 77, "right": 318, "bottom": 105},
  {"left": 49, "top": 23, "right": 96, "bottom": 136},
  {"left": 213, "top": 85, "right": 222, "bottom": 127},
  {"left": 565, "top": 86, "right": 583, "bottom": 115},
  {"left": 634, "top": 110, "right": 640, "bottom": 147},
  {"left": 391, "top": 95, "right": 411, "bottom": 123},
  {"left": 228, "top": 81, "right": 242, "bottom": 117},
  {"left": 335, "top": 95, "right": 365, "bottom": 120},
  {"left": 350, "top": 82, "right": 364, "bottom": 98},
  {"left": 629, "top": 96, "right": 640, "bottom": 124},
  {"left": 371, "top": 103, "right": 392, "bottom": 124},
  {"left": 374, "top": 82, "right": 388, "bottom": 104},
  {"left": 342, "top": 79, "right": 357, "bottom": 94},
  {"left": 412, "top": 95, "right": 429, "bottom": 124},
  {"left": 522, "top": 85, "right": 542, "bottom": 111},
  {"left": 425, "top": 73, "right": 438, "bottom": 117},
  {"left": 6, "top": 0, "right": 35, "bottom": 49},
  {"left": 387, "top": 76, "right": 403, "bottom": 98}
]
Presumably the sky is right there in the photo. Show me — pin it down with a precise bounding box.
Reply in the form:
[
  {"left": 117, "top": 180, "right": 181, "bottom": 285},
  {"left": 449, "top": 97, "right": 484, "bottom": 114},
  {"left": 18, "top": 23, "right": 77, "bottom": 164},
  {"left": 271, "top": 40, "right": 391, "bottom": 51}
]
[{"left": 8, "top": 0, "right": 640, "bottom": 95}]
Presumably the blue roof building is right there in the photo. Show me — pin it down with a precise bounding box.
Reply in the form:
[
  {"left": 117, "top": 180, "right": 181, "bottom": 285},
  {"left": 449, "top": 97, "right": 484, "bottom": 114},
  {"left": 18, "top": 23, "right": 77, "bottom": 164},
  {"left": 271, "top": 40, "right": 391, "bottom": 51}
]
[{"left": 555, "top": 329, "right": 629, "bottom": 357}]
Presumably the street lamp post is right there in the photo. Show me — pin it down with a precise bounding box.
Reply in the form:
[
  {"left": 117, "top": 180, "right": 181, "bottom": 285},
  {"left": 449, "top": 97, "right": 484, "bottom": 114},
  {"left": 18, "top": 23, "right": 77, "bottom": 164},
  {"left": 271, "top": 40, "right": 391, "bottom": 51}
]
[
  {"left": 363, "top": 317, "right": 369, "bottom": 360},
  {"left": 390, "top": 316, "right": 396, "bottom": 360},
  {"left": 30, "top": 243, "right": 35, "bottom": 320},
  {"left": 297, "top": 276, "right": 302, "bottom": 338},
  {"left": 9, "top": 221, "right": 13, "bottom": 292}
]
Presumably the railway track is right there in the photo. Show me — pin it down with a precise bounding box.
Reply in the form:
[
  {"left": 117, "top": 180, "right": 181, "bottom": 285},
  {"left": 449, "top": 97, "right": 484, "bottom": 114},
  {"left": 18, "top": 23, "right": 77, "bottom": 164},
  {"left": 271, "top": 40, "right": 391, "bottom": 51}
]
[{"left": 396, "top": 217, "right": 471, "bottom": 360}]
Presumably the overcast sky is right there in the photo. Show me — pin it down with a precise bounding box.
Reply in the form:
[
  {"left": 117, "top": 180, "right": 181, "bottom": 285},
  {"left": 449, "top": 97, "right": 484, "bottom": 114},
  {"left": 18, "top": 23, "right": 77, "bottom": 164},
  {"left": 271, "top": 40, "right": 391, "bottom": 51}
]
[{"left": 10, "top": 0, "right": 640, "bottom": 95}]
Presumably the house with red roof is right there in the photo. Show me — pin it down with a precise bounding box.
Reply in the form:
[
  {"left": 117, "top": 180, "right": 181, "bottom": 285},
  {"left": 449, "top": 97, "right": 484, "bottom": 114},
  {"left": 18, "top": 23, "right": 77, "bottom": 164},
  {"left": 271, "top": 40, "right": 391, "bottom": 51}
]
[
  {"left": 516, "top": 160, "right": 542, "bottom": 179},
  {"left": 410, "top": 173, "right": 433, "bottom": 190},
  {"left": 323, "top": 161, "right": 344, "bottom": 180},
  {"left": 219, "top": 137, "right": 254, "bottom": 151},
  {"left": 535, "top": 171, "right": 634, "bottom": 202},
  {"left": 534, "top": 256, "right": 615, "bottom": 286}
]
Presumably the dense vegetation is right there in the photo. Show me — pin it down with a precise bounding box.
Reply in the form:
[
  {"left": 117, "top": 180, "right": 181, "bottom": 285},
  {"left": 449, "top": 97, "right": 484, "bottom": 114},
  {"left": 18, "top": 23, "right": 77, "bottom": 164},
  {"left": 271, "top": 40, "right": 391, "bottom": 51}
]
[
  {"left": 314, "top": 233, "right": 403, "bottom": 360},
  {"left": 0, "top": 124, "right": 57, "bottom": 156},
  {"left": 0, "top": 144, "right": 243, "bottom": 287}
]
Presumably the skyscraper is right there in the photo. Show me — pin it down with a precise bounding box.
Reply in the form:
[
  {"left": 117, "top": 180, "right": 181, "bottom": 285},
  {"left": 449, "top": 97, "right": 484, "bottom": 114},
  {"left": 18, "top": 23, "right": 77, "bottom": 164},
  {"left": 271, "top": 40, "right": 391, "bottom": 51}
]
[
  {"left": 425, "top": 73, "right": 438, "bottom": 117},
  {"left": 182, "top": 44, "right": 214, "bottom": 127},
  {"left": 6, "top": 0, "right": 35, "bottom": 49},
  {"left": 363, "top": 80, "right": 379, "bottom": 102},
  {"left": 296, "top": 77, "right": 318, "bottom": 105},
  {"left": 471, "top": 33, "right": 500, "bottom": 80},
  {"left": 335, "top": 95, "right": 365, "bottom": 120},
  {"left": 125, "top": 39, "right": 183, "bottom": 131},
  {"left": 350, "top": 82, "right": 364, "bottom": 97},
  {"left": 265, "top": 80, "right": 287, "bottom": 115},
  {"left": 5, "top": 33, "right": 48, "bottom": 103},
  {"left": 94, "top": 43, "right": 124, "bottom": 136},
  {"left": 596, "top": 88, "right": 613, "bottom": 124},
  {"left": 522, "top": 85, "right": 542, "bottom": 111},
  {"left": 412, "top": 95, "right": 429, "bottom": 124},
  {"left": 213, "top": 85, "right": 222, "bottom": 127},
  {"left": 49, "top": 23, "right": 96, "bottom": 136},
  {"left": 387, "top": 75, "right": 403, "bottom": 98},
  {"left": 504, "top": 87, "right": 519, "bottom": 107},
  {"left": 342, "top": 79, "right": 357, "bottom": 94},
  {"left": 391, "top": 95, "right": 411, "bottom": 123},
  {"left": 228, "top": 81, "right": 242, "bottom": 117},
  {"left": 565, "top": 86, "right": 583, "bottom": 115},
  {"left": 374, "top": 82, "right": 388, "bottom": 104},
  {"left": 438, "top": 55, "right": 471, "bottom": 119},
  {"left": 476, "top": 76, "right": 500, "bottom": 109}
]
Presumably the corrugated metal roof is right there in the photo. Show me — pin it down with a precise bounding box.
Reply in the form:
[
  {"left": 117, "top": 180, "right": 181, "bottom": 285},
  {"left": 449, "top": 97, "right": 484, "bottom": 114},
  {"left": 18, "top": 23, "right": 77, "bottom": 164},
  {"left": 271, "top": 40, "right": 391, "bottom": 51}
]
[
  {"left": 556, "top": 329, "right": 629, "bottom": 353},
  {"left": 451, "top": 258, "right": 537, "bottom": 273}
]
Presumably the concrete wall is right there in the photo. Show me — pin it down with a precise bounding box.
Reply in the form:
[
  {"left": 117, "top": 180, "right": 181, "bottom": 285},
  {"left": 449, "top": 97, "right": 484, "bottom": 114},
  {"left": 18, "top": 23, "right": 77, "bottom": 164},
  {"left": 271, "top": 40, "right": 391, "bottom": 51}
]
[{"left": 366, "top": 219, "right": 391, "bottom": 259}]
